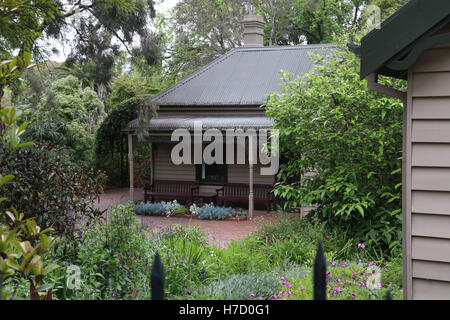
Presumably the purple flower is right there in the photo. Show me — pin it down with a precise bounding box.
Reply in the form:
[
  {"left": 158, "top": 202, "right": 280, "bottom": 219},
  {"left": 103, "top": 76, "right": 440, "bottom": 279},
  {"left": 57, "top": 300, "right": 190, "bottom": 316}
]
[
  {"left": 286, "top": 282, "right": 293, "bottom": 289},
  {"left": 326, "top": 271, "right": 332, "bottom": 278},
  {"left": 331, "top": 261, "right": 337, "bottom": 267},
  {"left": 352, "top": 271, "right": 358, "bottom": 276},
  {"left": 358, "top": 243, "right": 365, "bottom": 249},
  {"left": 335, "top": 288, "right": 341, "bottom": 293},
  {"left": 190, "top": 264, "right": 195, "bottom": 267},
  {"left": 350, "top": 292, "right": 357, "bottom": 298},
  {"left": 52, "top": 260, "right": 56, "bottom": 264},
  {"left": 300, "top": 286, "right": 305, "bottom": 291},
  {"left": 270, "top": 295, "right": 278, "bottom": 300},
  {"left": 257, "top": 297, "right": 263, "bottom": 300},
  {"left": 336, "top": 278, "right": 341, "bottom": 283},
  {"left": 341, "top": 262, "right": 348, "bottom": 267},
  {"left": 249, "top": 293, "right": 255, "bottom": 298},
  {"left": 368, "top": 261, "right": 376, "bottom": 266},
  {"left": 376, "top": 283, "right": 383, "bottom": 288}
]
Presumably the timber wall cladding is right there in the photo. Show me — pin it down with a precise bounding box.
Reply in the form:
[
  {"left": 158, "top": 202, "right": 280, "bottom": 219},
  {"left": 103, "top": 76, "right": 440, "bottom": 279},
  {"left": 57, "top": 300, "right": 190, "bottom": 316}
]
[
  {"left": 152, "top": 143, "right": 275, "bottom": 186},
  {"left": 408, "top": 46, "right": 450, "bottom": 299}
]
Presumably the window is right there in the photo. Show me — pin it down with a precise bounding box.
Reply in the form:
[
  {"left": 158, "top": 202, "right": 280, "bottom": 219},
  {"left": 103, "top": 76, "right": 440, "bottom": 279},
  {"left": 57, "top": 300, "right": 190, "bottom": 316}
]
[{"left": 196, "top": 163, "right": 227, "bottom": 184}]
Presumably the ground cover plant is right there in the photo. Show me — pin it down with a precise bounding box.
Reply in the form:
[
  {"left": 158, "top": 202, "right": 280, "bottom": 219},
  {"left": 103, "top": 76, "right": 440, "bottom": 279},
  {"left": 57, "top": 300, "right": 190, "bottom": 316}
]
[{"left": 135, "top": 201, "right": 247, "bottom": 220}]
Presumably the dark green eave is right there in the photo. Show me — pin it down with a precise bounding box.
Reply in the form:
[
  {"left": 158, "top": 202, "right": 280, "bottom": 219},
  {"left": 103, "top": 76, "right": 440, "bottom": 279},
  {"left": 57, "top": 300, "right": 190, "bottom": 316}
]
[{"left": 360, "top": 0, "right": 450, "bottom": 80}]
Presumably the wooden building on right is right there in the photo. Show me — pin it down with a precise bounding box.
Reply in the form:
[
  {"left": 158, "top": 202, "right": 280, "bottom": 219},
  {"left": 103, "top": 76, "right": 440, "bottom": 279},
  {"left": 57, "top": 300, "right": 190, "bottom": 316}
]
[{"left": 360, "top": 0, "right": 450, "bottom": 299}]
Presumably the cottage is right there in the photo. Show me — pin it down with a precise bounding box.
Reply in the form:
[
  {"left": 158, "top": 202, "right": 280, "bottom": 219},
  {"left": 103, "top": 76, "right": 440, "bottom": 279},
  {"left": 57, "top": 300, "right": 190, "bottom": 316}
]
[
  {"left": 125, "top": 14, "right": 333, "bottom": 218},
  {"left": 360, "top": 0, "right": 450, "bottom": 299}
]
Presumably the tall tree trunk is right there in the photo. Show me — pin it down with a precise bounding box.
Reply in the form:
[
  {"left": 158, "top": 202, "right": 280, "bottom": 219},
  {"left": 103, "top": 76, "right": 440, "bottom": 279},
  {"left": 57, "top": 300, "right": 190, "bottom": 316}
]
[
  {"left": 97, "top": 83, "right": 106, "bottom": 103},
  {"left": 0, "top": 85, "right": 5, "bottom": 136}
]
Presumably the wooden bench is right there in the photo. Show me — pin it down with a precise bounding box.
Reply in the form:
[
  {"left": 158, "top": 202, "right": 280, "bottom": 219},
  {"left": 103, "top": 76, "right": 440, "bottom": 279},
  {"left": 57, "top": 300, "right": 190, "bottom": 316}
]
[
  {"left": 144, "top": 180, "right": 199, "bottom": 204},
  {"left": 216, "top": 183, "right": 274, "bottom": 212}
]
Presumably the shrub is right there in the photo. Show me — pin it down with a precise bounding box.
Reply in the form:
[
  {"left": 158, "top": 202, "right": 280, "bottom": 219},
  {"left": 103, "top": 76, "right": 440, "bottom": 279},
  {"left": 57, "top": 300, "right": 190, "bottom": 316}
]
[
  {"left": 134, "top": 200, "right": 184, "bottom": 217},
  {"left": 149, "top": 225, "right": 214, "bottom": 298},
  {"left": 52, "top": 202, "right": 154, "bottom": 300},
  {"left": 190, "top": 272, "right": 281, "bottom": 300},
  {"left": 0, "top": 107, "right": 59, "bottom": 300},
  {"left": 172, "top": 206, "right": 189, "bottom": 215},
  {"left": 285, "top": 261, "right": 402, "bottom": 300},
  {"left": 134, "top": 202, "right": 166, "bottom": 216},
  {"left": 255, "top": 212, "right": 375, "bottom": 262},
  {"left": 265, "top": 37, "right": 404, "bottom": 255},
  {"left": 197, "top": 206, "right": 233, "bottom": 220},
  {"left": 0, "top": 144, "right": 105, "bottom": 241},
  {"left": 162, "top": 200, "right": 183, "bottom": 217}
]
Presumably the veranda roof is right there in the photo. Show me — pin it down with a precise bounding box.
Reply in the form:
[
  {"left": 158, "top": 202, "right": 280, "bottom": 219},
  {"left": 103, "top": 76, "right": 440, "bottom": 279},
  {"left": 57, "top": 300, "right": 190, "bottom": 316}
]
[{"left": 125, "top": 115, "right": 273, "bottom": 132}]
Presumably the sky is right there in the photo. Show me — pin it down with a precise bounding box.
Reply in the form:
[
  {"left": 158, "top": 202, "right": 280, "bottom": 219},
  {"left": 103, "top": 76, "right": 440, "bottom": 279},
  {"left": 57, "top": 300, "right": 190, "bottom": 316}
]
[
  {"left": 156, "top": 0, "right": 180, "bottom": 15},
  {"left": 49, "top": 0, "right": 180, "bottom": 62}
]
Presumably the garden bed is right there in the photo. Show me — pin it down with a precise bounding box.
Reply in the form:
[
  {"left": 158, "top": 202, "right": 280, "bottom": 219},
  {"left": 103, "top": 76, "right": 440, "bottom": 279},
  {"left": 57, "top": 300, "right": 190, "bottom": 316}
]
[
  {"left": 170, "top": 214, "right": 248, "bottom": 221},
  {"left": 134, "top": 200, "right": 248, "bottom": 221}
]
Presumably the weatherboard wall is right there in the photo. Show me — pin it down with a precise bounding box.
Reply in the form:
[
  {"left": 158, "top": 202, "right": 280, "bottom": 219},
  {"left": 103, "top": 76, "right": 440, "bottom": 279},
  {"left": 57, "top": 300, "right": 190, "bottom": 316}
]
[
  {"left": 406, "top": 45, "right": 450, "bottom": 299},
  {"left": 152, "top": 143, "right": 274, "bottom": 194}
]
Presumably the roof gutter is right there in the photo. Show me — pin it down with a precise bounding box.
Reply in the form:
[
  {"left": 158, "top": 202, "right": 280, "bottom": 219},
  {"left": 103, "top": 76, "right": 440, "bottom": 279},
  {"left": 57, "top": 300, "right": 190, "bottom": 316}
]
[{"left": 367, "top": 73, "right": 406, "bottom": 102}]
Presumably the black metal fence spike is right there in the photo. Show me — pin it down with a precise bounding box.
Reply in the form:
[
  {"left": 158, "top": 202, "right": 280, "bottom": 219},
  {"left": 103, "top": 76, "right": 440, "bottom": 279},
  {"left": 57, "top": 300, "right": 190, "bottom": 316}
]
[
  {"left": 386, "top": 290, "right": 392, "bottom": 300},
  {"left": 151, "top": 251, "right": 165, "bottom": 300},
  {"left": 313, "top": 239, "right": 327, "bottom": 300}
]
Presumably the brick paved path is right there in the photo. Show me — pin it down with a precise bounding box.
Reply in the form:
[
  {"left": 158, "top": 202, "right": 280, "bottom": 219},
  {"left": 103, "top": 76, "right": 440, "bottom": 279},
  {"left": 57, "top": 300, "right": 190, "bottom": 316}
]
[{"left": 93, "top": 188, "right": 274, "bottom": 248}]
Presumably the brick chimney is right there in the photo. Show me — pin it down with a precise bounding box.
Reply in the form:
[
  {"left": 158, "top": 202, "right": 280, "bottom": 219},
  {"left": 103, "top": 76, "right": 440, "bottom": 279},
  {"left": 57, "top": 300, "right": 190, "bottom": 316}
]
[{"left": 242, "top": 14, "right": 265, "bottom": 46}]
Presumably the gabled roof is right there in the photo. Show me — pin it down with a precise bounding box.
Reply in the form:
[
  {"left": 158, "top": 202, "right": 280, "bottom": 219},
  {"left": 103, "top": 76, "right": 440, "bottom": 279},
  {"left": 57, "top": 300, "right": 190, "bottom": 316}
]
[
  {"left": 149, "top": 44, "right": 335, "bottom": 106},
  {"left": 360, "top": 0, "right": 450, "bottom": 80}
]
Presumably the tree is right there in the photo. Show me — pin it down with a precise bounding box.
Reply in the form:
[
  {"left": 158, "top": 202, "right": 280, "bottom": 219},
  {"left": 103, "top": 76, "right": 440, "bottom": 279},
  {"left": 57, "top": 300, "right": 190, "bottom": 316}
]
[
  {"left": 168, "top": 0, "right": 248, "bottom": 79},
  {"left": 370, "top": 0, "right": 410, "bottom": 20},
  {"left": 0, "top": 0, "right": 157, "bottom": 105},
  {"left": 22, "top": 75, "right": 106, "bottom": 164},
  {"left": 265, "top": 38, "right": 405, "bottom": 254}
]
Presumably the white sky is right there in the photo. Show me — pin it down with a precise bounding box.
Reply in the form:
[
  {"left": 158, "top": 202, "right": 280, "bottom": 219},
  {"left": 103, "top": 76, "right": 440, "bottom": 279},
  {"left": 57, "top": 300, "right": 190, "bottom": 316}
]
[{"left": 49, "top": 0, "right": 180, "bottom": 62}]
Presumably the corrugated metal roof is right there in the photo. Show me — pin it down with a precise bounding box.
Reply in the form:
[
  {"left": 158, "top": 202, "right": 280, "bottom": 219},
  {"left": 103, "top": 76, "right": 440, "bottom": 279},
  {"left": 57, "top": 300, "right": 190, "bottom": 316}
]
[
  {"left": 149, "top": 44, "right": 335, "bottom": 106},
  {"left": 126, "top": 115, "right": 273, "bottom": 131}
]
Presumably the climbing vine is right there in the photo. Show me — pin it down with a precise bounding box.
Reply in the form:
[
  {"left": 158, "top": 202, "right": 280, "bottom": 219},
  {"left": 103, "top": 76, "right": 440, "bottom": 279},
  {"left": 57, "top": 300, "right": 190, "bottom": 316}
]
[{"left": 95, "top": 96, "right": 155, "bottom": 187}]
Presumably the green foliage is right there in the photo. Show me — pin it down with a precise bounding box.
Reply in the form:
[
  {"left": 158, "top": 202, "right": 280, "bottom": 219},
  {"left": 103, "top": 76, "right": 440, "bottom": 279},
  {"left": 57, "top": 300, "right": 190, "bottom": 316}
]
[
  {"left": 0, "top": 0, "right": 158, "bottom": 105},
  {"left": 95, "top": 96, "right": 155, "bottom": 187},
  {"left": 19, "top": 75, "right": 106, "bottom": 165},
  {"left": 0, "top": 142, "right": 105, "bottom": 241},
  {"left": 381, "top": 257, "right": 402, "bottom": 288},
  {"left": 0, "top": 107, "right": 58, "bottom": 300},
  {"left": 197, "top": 206, "right": 233, "bottom": 220},
  {"left": 135, "top": 202, "right": 166, "bottom": 216},
  {"left": 265, "top": 39, "right": 404, "bottom": 255},
  {"left": 169, "top": 0, "right": 246, "bottom": 80},
  {"left": 71, "top": 202, "right": 152, "bottom": 300},
  {"left": 287, "top": 261, "right": 402, "bottom": 300},
  {"left": 190, "top": 272, "right": 281, "bottom": 300},
  {"left": 106, "top": 73, "right": 168, "bottom": 112},
  {"left": 107, "top": 74, "right": 140, "bottom": 110}
]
